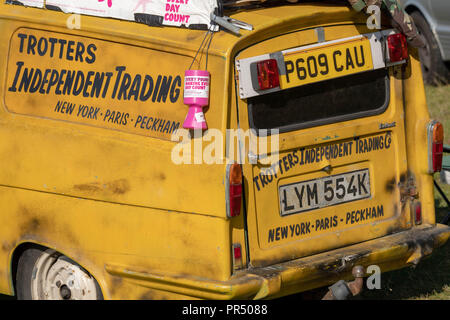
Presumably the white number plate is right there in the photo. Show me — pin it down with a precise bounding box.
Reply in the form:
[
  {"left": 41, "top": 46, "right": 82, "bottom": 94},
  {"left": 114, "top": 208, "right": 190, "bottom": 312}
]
[{"left": 279, "top": 169, "right": 371, "bottom": 216}]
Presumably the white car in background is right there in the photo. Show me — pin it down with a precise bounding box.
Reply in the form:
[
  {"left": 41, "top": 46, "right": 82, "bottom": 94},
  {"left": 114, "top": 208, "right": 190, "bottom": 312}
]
[{"left": 399, "top": 0, "right": 450, "bottom": 84}]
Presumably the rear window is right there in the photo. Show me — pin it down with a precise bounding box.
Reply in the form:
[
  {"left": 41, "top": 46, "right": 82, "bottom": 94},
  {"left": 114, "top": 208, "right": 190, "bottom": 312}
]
[{"left": 248, "top": 69, "right": 389, "bottom": 133}]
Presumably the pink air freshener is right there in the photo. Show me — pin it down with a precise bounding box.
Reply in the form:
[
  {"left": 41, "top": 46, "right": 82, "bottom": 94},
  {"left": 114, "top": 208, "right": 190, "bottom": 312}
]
[{"left": 183, "top": 70, "right": 210, "bottom": 130}]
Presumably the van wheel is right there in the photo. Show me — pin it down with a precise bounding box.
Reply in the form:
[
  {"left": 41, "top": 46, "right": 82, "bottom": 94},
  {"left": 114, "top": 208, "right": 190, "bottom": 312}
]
[
  {"left": 16, "top": 247, "right": 103, "bottom": 300},
  {"left": 410, "top": 11, "right": 449, "bottom": 85}
]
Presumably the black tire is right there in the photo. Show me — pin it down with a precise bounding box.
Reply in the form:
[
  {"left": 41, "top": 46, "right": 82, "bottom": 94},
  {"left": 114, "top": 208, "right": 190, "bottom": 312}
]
[
  {"left": 16, "top": 246, "right": 103, "bottom": 300},
  {"left": 410, "top": 11, "right": 450, "bottom": 85},
  {"left": 16, "top": 246, "right": 43, "bottom": 300}
]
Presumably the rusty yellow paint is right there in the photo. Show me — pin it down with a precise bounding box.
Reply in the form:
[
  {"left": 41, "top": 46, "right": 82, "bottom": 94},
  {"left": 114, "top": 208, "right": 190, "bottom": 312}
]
[
  {"left": 0, "top": 1, "right": 448, "bottom": 300},
  {"left": 5, "top": 28, "right": 187, "bottom": 141},
  {"left": 235, "top": 56, "right": 412, "bottom": 266},
  {"left": 402, "top": 48, "right": 436, "bottom": 225},
  {"left": 104, "top": 224, "right": 450, "bottom": 300}
]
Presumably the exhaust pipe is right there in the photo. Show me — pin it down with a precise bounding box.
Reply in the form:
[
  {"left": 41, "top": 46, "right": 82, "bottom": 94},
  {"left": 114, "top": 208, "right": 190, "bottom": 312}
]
[{"left": 322, "top": 266, "right": 365, "bottom": 300}]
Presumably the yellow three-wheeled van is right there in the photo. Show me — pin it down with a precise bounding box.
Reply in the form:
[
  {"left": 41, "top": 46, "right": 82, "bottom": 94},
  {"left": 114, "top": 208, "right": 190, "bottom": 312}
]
[{"left": 0, "top": 0, "right": 448, "bottom": 299}]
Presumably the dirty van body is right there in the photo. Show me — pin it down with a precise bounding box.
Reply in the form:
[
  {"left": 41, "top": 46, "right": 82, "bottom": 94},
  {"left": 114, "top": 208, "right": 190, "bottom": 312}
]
[{"left": 0, "top": 2, "right": 448, "bottom": 300}]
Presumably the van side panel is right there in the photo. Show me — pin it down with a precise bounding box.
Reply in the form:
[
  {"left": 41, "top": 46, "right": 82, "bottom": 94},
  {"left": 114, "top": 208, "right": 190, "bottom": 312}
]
[
  {"left": 0, "top": 4, "right": 232, "bottom": 297},
  {"left": 0, "top": 20, "right": 226, "bottom": 217},
  {"left": 0, "top": 186, "right": 231, "bottom": 297}
]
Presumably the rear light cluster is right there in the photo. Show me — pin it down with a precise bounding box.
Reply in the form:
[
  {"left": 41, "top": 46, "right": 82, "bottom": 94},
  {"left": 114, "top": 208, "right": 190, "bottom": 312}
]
[
  {"left": 251, "top": 33, "right": 409, "bottom": 93},
  {"left": 387, "top": 33, "right": 408, "bottom": 63},
  {"left": 227, "top": 165, "right": 244, "bottom": 270},
  {"left": 227, "top": 163, "right": 242, "bottom": 218},
  {"left": 427, "top": 120, "right": 444, "bottom": 173}
]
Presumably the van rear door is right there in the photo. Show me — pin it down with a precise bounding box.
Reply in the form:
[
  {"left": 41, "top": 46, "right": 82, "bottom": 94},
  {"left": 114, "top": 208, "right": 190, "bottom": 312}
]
[{"left": 235, "top": 27, "right": 413, "bottom": 267}]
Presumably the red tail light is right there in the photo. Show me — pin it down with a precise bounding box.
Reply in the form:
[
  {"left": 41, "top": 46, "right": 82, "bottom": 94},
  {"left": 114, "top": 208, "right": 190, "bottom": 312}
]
[
  {"left": 256, "top": 59, "right": 280, "bottom": 90},
  {"left": 427, "top": 121, "right": 444, "bottom": 173},
  {"left": 387, "top": 33, "right": 408, "bottom": 63},
  {"left": 227, "top": 163, "right": 242, "bottom": 218},
  {"left": 412, "top": 201, "right": 422, "bottom": 225}
]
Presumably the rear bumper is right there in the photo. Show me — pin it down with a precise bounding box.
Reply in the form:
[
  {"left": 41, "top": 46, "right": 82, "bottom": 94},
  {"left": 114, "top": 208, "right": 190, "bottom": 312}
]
[{"left": 105, "top": 223, "right": 450, "bottom": 299}]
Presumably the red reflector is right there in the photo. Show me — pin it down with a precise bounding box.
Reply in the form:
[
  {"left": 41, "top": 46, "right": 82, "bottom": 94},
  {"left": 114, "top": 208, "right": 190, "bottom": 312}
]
[
  {"left": 256, "top": 59, "right": 280, "bottom": 90},
  {"left": 234, "top": 245, "right": 242, "bottom": 260},
  {"left": 387, "top": 33, "right": 408, "bottom": 62},
  {"left": 232, "top": 243, "right": 243, "bottom": 270},
  {"left": 414, "top": 202, "right": 422, "bottom": 225}
]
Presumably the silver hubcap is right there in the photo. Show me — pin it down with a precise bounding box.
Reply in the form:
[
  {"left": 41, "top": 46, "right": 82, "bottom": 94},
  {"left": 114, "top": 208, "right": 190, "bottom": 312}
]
[{"left": 31, "top": 249, "right": 98, "bottom": 300}]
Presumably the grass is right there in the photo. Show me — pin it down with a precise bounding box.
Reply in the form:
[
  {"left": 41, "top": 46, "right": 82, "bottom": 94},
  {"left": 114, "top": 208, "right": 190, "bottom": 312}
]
[
  {"left": 359, "top": 84, "right": 450, "bottom": 300},
  {"left": 424, "top": 85, "right": 450, "bottom": 145}
]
